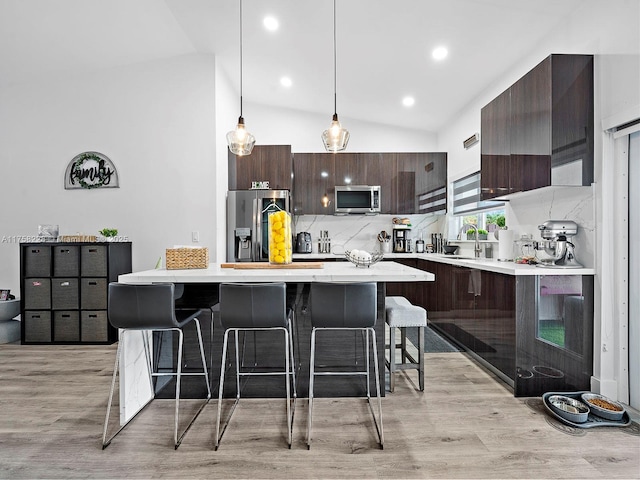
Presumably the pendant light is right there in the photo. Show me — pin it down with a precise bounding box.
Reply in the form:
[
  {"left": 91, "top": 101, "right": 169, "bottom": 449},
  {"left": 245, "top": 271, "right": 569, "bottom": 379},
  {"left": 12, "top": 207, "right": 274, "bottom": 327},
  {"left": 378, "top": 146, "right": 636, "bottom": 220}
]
[
  {"left": 322, "top": 0, "right": 349, "bottom": 152},
  {"left": 227, "top": 0, "right": 255, "bottom": 156}
]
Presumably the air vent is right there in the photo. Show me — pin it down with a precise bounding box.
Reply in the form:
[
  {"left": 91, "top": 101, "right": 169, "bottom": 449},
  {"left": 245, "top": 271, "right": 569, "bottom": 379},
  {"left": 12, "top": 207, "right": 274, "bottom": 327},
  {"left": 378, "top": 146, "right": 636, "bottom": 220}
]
[{"left": 463, "top": 133, "right": 480, "bottom": 149}]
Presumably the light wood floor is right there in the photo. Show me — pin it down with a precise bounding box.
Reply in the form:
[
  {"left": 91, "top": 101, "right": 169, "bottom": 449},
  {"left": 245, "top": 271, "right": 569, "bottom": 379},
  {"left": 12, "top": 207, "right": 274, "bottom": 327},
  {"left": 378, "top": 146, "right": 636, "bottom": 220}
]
[{"left": 0, "top": 343, "right": 638, "bottom": 479}]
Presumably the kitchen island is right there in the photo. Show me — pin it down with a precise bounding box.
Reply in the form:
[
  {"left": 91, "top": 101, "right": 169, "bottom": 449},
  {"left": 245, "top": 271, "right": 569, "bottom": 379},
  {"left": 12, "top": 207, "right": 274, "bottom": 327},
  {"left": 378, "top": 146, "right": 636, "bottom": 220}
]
[{"left": 116, "top": 261, "right": 434, "bottom": 422}]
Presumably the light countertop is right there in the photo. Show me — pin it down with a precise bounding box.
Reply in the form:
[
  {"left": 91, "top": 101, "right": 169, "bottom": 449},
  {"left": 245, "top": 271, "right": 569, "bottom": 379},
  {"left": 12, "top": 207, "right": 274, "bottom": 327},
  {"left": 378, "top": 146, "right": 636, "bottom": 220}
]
[
  {"left": 118, "top": 260, "right": 434, "bottom": 284},
  {"left": 292, "top": 252, "right": 595, "bottom": 276}
]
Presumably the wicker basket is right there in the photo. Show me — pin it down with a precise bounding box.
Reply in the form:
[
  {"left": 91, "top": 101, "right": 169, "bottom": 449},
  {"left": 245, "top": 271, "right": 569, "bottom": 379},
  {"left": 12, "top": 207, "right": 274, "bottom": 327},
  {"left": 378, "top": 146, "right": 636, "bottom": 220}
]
[{"left": 166, "top": 247, "right": 209, "bottom": 270}]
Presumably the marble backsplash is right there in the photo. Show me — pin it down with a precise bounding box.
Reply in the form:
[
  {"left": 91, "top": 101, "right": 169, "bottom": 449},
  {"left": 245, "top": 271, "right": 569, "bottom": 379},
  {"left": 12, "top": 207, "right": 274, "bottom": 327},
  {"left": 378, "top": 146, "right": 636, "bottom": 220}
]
[
  {"left": 292, "top": 214, "right": 446, "bottom": 254},
  {"left": 292, "top": 185, "right": 595, "bottom": 267}
]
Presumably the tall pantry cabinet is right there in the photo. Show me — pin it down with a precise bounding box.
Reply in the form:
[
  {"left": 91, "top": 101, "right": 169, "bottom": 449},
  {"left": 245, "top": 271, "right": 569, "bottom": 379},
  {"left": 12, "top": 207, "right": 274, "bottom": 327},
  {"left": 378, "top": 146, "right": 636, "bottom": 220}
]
[{"left": 20, "top": 242, "right": 132, "bottom": 344}]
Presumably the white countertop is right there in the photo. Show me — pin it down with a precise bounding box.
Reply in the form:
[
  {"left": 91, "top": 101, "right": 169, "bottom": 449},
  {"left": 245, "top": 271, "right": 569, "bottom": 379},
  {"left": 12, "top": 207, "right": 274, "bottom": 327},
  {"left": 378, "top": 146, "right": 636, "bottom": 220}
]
[
  {"left": 118, "top": 260, "right": 435, "bottom": 284},
  {"left": 292, "top": 252, "right": 595, "bottom": 276}
]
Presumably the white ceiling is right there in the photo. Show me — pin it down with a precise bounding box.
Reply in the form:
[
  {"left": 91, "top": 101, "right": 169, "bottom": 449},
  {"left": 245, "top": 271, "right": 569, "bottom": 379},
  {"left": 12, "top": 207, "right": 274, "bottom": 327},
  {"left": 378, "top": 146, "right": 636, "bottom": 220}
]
[{"left": 0, "top": 0, "right": 588, "bottom": 132}]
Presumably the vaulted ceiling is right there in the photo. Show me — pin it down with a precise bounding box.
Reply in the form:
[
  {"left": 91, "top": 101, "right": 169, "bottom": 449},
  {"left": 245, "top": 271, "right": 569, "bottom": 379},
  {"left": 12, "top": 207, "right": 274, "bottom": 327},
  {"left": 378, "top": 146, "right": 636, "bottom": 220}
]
[{"left": 1, "top": 0, "right": 589, "bottom": 131}]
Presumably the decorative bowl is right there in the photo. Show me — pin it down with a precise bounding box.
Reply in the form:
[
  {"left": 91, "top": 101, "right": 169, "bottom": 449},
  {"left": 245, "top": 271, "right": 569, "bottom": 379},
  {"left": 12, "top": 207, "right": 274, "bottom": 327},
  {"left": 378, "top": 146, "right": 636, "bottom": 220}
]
[
  {"left": 345, "top": 250, "right": 384, "bottom": 268},
  {"left": 443, "top": 244, "right": 459, "bottom": 255},
  {"left": 547, "top": 394, "right": 590, "bottom": 423},
  {"left": 580, "top": 393, "right": 625, "bottom": 421}
]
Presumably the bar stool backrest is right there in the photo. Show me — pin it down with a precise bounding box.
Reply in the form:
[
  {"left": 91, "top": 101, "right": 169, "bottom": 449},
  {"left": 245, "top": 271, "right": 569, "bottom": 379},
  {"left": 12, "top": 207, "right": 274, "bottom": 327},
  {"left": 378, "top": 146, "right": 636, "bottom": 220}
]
[
  {"left": 219, "top": 282, "right": 287, "bottom": 328},
  {"left": 108, "top": 283, "right": 178, "bottom": 330},
  {"left": 310, "top": 282, "right": 377, "bottom": 328}
]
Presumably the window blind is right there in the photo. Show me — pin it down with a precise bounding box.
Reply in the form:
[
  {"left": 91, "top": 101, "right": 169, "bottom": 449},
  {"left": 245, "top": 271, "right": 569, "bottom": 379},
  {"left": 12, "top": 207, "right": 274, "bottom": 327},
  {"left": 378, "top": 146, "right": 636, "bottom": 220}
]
[{"left": 452, "top": 171, "right": 504, "bottom": 215}]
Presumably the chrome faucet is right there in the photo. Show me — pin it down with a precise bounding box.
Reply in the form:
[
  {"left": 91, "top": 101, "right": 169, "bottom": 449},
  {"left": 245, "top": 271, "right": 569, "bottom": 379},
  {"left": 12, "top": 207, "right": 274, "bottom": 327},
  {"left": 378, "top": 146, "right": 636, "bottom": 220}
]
[{"left": 461, "top": 223, "right": 482, "bottom": 258}]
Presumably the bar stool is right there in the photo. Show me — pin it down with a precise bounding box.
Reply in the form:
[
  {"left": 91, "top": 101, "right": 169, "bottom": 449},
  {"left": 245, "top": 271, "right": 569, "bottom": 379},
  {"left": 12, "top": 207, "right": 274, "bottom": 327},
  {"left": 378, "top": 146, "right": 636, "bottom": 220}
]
[
  {"left": 385, "top": 296, "right": 427, "bottom": 392},
  {"left": 307, "top": 282, "right": 384, "bottom": 449},
  {"left": 215, "top": 282, "right": 296, "bottom": 450},
  {"left": 102, "top": 283, "right": 211, "bottom": 449}
]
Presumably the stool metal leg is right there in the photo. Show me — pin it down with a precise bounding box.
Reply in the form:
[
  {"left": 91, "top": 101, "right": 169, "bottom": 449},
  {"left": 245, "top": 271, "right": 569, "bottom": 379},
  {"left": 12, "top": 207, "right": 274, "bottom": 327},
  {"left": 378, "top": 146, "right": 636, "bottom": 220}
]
[
  {"left": 388, "top": 325, "right": 396, "bottom": 392},
  {"left": 418, "top": 325, "right": 425, "bottom": 391},
  {"left": 369, "top": 327, "right": 384, "bottom": 448},
  {"left": 307, "top": 327, "right": 317, "bottom": 449}
]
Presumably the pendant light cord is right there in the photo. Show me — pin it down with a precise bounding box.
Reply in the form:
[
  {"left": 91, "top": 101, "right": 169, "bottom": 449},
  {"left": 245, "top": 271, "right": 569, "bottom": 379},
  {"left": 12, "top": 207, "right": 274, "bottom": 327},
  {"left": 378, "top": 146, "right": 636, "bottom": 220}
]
[
  {"left": 239, "top": 0, "right": 244, "bottom": 118},
  {"left": 333, "top": 0, "right": 337, "bottom": 116}
]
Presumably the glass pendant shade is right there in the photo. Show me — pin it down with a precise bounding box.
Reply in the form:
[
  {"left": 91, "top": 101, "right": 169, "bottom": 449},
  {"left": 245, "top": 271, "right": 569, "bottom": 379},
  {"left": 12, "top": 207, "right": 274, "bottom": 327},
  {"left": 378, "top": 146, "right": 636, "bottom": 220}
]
[
  {"left": 227, "top": 116, "right": 255, "bottom": 156},
  {"left": 322, "top": 113, "right": 350, "bottom": 152}
]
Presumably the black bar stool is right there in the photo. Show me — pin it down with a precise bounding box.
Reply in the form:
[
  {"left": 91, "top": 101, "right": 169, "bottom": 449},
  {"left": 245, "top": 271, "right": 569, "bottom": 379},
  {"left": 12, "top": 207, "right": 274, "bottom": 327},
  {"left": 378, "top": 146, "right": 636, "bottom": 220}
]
[
  {"left": 102, "top": 283, "right": 211, "bottom": 449},
  {"left": 215, "top": 282, "right": 296, "bottom": 450},
  {"left": 307, "top": 282, "right": 384, "bottom": 449}
]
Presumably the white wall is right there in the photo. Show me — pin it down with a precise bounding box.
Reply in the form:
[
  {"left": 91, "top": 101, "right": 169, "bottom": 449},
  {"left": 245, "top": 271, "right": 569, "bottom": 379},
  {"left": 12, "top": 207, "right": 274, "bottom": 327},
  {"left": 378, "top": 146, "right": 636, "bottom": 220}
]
[
  {"left": 245, "top": 102, "right": 438, "bottom": 153},
  {"left": 0, "top": 53, "right": 218, "bottom": 293},
  {"left": 436, "top": 1, "right": 640, "bottom": 400}
]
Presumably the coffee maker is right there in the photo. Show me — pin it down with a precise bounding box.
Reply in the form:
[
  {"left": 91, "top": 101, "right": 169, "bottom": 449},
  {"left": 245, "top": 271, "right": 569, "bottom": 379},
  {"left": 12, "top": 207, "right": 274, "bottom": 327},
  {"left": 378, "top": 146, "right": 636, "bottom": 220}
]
[
  {"left": 534, "top": 220, "right": 582, "bottom": 268},
  {"left": 392, "top": 226, "right": 411, "bottom": 253}
]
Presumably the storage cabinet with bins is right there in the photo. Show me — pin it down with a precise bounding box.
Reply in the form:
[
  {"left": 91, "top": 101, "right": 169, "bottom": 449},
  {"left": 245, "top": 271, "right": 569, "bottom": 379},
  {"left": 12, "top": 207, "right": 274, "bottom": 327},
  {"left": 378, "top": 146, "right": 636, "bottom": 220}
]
[{"left": 20, "top": 242, "right": 132, "bottom": 344}]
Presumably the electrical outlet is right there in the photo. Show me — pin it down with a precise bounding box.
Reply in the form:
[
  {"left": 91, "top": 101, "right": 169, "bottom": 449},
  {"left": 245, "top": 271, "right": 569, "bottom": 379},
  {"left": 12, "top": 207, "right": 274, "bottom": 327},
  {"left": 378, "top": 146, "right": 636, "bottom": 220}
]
[{"left": 192, "top": 231, "right": 199, "bottom": 243}]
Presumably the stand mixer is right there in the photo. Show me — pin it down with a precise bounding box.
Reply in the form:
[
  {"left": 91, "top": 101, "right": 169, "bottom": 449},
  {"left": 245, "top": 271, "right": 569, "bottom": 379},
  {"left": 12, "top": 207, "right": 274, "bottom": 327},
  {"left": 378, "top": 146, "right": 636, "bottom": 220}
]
[{"left": 534, "top": 220, "right": 582, "bottom": 268}]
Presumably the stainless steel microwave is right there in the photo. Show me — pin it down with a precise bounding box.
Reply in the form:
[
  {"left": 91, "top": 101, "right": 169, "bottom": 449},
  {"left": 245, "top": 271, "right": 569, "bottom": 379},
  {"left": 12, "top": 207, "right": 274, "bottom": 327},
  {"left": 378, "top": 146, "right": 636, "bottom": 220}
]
[{"left": 334, "top": 185, "right": 381, "bottom": 214}]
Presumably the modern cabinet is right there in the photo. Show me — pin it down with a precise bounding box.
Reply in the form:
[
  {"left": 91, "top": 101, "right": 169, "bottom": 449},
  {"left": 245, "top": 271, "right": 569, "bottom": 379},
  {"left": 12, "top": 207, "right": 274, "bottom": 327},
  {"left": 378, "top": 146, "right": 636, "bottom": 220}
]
[
  {"left": 20, "top": 242, "right": 132, "bottom": 344},
  {"left": 481, "top": 54, "right": 593, "bottom": 199},
  {"left": 228, "top": 144, "right": 293, "bottom": 191},
  {"left": 412, "top": 259, "right": 593, "bottom": 396},
  {"left": 292, "top": 151, "right": 447, "bottom": 215}
]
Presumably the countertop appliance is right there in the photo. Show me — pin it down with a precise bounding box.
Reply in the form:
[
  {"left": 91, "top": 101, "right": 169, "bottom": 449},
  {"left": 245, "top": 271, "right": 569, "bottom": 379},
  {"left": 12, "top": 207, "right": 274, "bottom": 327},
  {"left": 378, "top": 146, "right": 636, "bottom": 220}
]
[
  {"left": 392, "top": 225, "right": 411, "bottom": 253},
  {"left": 295, "top": 232, "right": 312, "bottom": 253},
  {"left": 334, "top": 185, "right": 380, "bottom": 215},
  {"left": 227, "top": 189, "right": 291, "bottom": 262},
  {"left": 534, "top": 220, "right": 582, "bottom": 268}
]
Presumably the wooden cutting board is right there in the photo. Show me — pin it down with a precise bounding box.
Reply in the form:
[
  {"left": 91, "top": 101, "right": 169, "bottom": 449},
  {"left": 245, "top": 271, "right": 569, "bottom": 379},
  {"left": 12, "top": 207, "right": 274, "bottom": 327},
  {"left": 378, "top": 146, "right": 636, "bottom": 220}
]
[{"left": 221, "top": 262, "right": 324, "bottom": 269}]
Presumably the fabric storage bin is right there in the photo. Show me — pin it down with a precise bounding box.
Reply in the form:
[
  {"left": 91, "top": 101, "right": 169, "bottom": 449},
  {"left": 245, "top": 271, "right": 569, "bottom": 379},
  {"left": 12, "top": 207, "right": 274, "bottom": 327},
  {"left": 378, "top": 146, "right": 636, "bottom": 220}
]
[
  {"left": 51, "top": 278, "right": 79, "bottom": 310},
  {"left": 81, "top": 278, "right": 107, "bottom": 309},
  {"left": 54, "top": 311, "right": 80, "bottom": 342},
  {"left": 53, "top": 246, "right": 79, "bottom": 277},
  {"left": 24, "top": 278, "right": 51, "bottom": 310},
  {"left": 24, "top": 311, "right": 51, "bottom": 342},
  {"left": 81, "top": 311, "right": 109, "bottom": 342},
  {"left": 81, "top": 245, "right": 107, "bottom": 277},
  {"left": 24, "top": 246, "right": 51, "bottom": 277}
]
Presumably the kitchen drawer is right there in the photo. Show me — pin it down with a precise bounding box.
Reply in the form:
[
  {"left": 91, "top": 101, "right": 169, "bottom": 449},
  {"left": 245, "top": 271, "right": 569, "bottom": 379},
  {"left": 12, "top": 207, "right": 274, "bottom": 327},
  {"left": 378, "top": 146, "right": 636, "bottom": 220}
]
[
  {"left": 51, "top": 278, "right": 79, "bottom": 310},
  {"left": 53, "top": 311, "right": 80, "bottom": 342},
  {"left": 53, "top": 246, "right": 79, "bottom": 277},
  {"left": 81, "top": 246, "right": 107, "bottom": 277},
  {"left": 24, "top": 246, "right": 51, "bottom": 277},
  {"left": 81, "top": 311, "right": 109, "bottom": 342},
  {"left": 23, "top": 311, "right": 51, "bottom": 342},
  {"left": 23, "top": 278, "right": 51, "bottom": 310},
  {"left": 80, "top": 278, "right": 107, "bottom": 309}
]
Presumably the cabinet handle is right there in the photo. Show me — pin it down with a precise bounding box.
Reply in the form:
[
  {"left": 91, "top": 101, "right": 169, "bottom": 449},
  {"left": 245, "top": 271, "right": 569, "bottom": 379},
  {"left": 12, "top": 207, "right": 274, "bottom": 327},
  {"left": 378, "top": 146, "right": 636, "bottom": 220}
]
[
  {"left": 32, "top": 315, "right": 40, "bottom": 319},
  {"left": 62, "top": 314, "right": 70, "bottom": 318},
  {"left": 89, "top": 314, "right": 97, "bottom": 318},
  {"left": 61, "top": 281, "right": 70, "bottom": 287},
  {"left": 89, "top": 281, "right": 97, "bottom": 286},
  {"left": 31, "top": 249, "right": 40, "bottom": 253},
  {"left": 89, "top": 249, "right": 97, "bottom": 253}
]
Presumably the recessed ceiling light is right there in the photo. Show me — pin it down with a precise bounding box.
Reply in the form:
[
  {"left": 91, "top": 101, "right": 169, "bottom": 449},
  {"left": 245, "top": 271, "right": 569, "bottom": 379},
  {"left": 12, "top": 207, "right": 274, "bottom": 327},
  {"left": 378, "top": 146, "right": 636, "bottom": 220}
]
[
  {"left": 432, "top": 46, "right": 448, "bottom": 61},
  {"left": 263, "top": 16, "right": 279, "bottom": 31},
  {"left": 402, "top": 96, "right": 415, "bottom": 107},
  {"left": 280, "top": 76, "right": 292, "bottom": 88}
]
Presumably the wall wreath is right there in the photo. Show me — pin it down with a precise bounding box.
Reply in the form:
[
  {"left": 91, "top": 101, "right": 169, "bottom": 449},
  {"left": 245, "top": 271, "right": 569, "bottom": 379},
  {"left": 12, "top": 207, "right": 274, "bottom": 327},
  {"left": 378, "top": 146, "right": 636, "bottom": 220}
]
[{"left": 64, "top": 151, "right": 119, "bottom": 190}]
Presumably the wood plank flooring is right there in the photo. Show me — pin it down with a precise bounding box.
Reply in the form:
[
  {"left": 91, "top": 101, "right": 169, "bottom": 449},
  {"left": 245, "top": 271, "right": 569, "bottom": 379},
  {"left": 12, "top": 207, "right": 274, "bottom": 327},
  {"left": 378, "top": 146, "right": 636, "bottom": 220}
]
[{"left": 0, "top": 343, "right": 638, "bottom": 479}]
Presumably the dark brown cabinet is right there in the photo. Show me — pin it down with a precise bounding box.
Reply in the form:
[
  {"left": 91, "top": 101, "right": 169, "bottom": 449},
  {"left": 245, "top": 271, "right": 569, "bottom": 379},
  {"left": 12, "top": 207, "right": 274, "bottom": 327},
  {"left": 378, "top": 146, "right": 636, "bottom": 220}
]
[
  {"left": 292, "top": 151, "right": 446, "bottom": 215},
  {"left": 228, "top": 145, "right": 293, "bottom": 191},
  {"left": 481, "top": 54, "right": 593, "bottom": 200},
  {"left": 20, "top": 242, "right": 132, "bottom": 344}
]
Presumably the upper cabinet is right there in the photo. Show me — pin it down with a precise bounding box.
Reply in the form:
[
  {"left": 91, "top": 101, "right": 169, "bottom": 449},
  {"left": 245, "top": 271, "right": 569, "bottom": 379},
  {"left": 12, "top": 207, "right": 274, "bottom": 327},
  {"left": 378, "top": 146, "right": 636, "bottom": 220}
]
[
  {"left": 228, "top": 145, "right": 293, "bottom": 191},
  {"left": 292, "top": 152, "right": 447, "bottom": 215},
  {"left": 481, "top": 54, "right": 593, "bottom": 200}
]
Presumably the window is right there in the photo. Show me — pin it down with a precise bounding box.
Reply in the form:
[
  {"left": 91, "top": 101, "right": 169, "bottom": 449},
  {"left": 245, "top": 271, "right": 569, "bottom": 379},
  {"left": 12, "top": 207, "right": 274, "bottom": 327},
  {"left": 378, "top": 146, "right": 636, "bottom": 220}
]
[{"left": 450, "top": 171, "right": 504, "bottom": 239}]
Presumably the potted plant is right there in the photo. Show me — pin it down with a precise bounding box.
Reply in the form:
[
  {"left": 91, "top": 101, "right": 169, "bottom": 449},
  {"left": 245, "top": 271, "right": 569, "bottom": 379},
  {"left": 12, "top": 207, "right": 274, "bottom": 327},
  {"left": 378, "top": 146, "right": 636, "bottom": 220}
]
[
  {"left": 99, "top": 228, "right": 118, "bottom": 242},
  {"left": 467, "top": 228, "right": 488, "bottom": 240}
]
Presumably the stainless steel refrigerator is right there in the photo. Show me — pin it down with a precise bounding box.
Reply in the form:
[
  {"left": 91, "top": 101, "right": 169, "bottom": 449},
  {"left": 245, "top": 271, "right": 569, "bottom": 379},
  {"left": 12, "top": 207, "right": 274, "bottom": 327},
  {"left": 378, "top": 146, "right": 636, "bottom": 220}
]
[{"left": 227, "top": 190, "right": 291, "bottom": 262}]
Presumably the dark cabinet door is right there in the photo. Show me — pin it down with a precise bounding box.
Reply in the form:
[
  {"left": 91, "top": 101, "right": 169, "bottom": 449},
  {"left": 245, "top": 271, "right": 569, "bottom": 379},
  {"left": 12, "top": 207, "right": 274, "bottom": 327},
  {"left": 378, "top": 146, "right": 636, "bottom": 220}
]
[
  {"left": 481, "top": 88, "right": 511, "bottom": 200},
  {"left": 509, "top": 56, "right": 551, "bottom": 194},
  {"left": 292, "top": 153, "right": 335, "bottom": 215},
  {"left": 362, "top": 153, "right": 395, "bottom": 214},
  {"left": 333, "top": 152, "right": 364, "bottom": 187},
  {"left": 395, "top": 153, "right": 418, "bottom": 214},
  {"left": 228, "top": 145, "right": 293, "bottom": 191},
  {"left": 385, "top": 258, "right": 421, "bottom": 306}
]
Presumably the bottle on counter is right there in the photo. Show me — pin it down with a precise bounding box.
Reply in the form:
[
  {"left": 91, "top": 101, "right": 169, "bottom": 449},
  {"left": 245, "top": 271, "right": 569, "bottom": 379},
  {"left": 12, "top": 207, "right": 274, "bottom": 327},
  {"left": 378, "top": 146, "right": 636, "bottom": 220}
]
[{"left": 416, "top": 231, "right": 425, "bottom": 253}]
